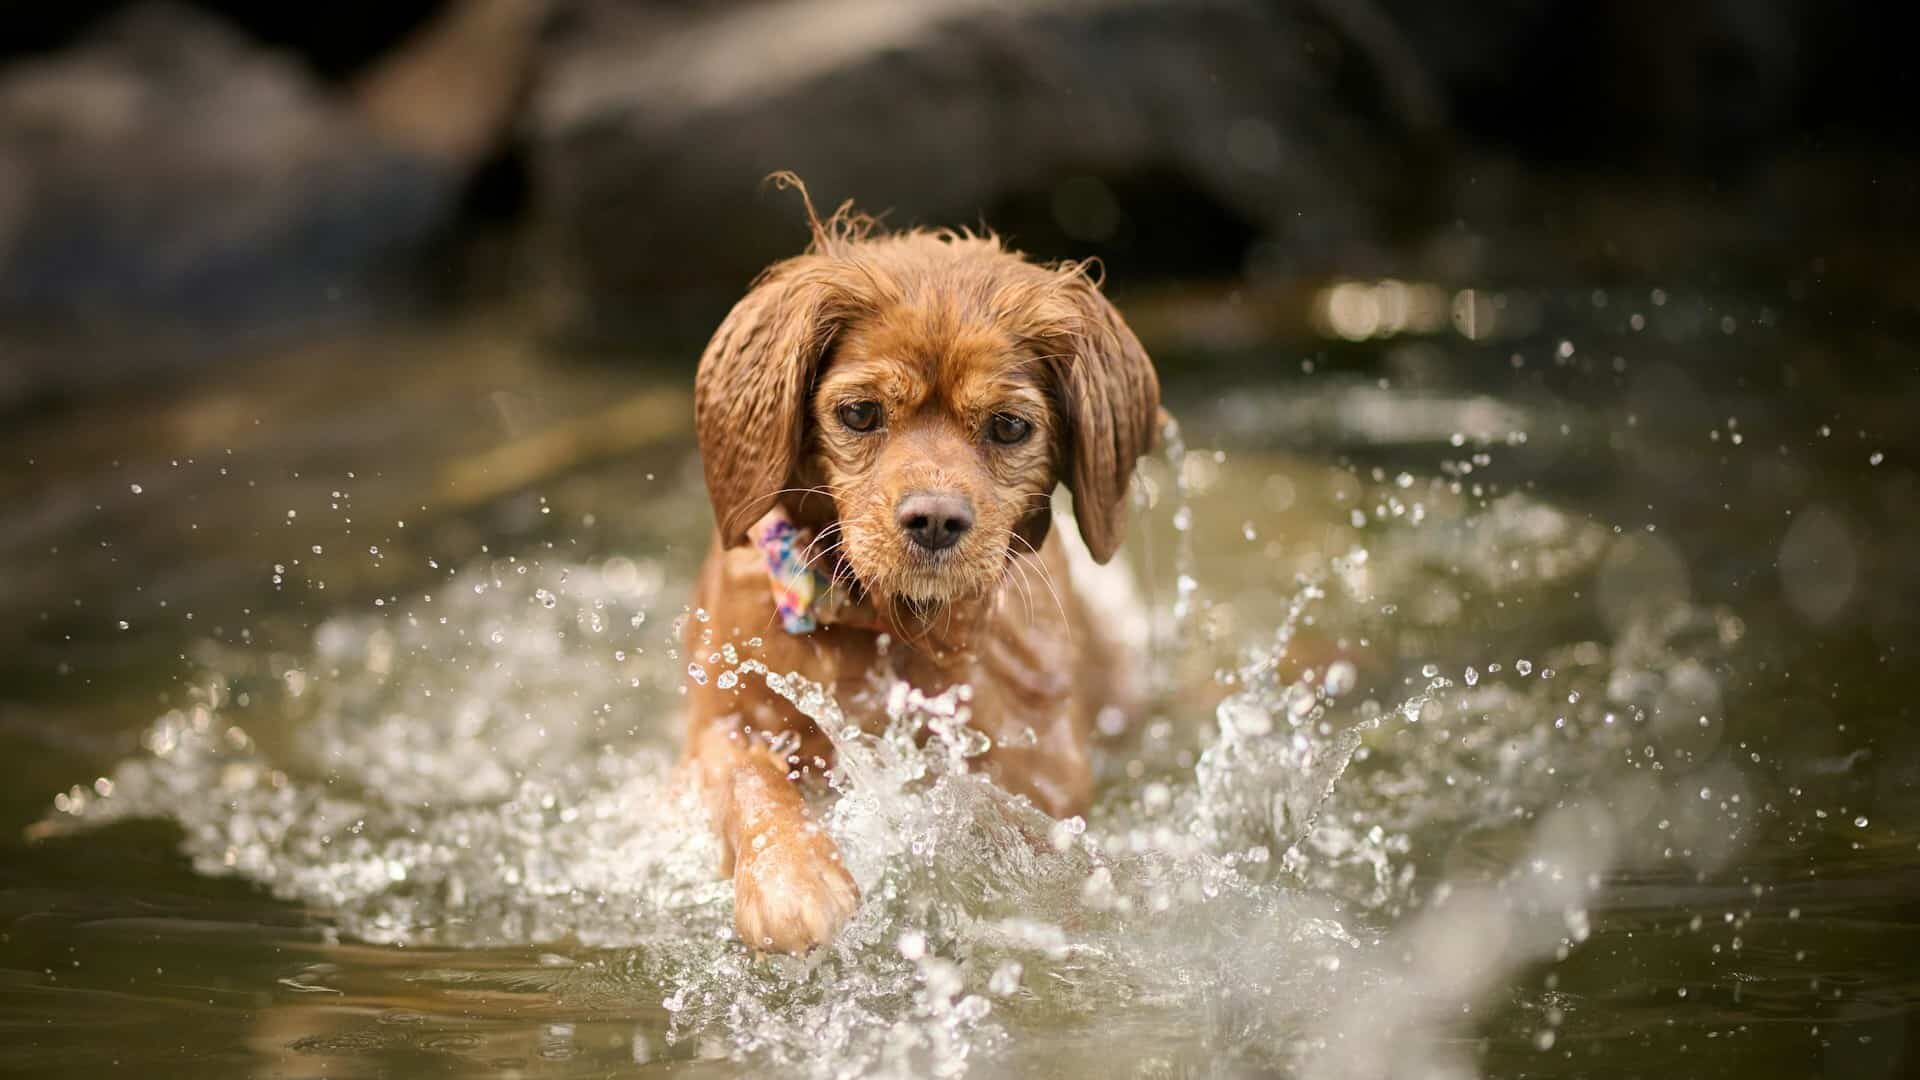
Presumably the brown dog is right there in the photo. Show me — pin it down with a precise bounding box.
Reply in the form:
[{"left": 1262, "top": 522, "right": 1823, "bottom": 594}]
[{"left": 681, "top": 183, "right": 1160, "bottom": 954}]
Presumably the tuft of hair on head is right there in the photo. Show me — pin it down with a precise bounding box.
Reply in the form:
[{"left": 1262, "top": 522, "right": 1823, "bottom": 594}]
[
  {"left": 764, "top": 171, "right": 879, "bottom": 257},
  {"left": 1055, "top": 254, "right": 1107, "bottom": 290}
]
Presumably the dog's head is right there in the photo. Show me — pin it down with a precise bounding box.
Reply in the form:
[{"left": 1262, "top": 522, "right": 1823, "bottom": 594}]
[{"left": 694, "top": 186, "right": 1159, "bottom": 611}]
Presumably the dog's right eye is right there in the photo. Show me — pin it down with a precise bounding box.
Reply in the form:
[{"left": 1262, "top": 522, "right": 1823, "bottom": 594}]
[{"left": 837, "top": 400, "right": 882, "bottom": 432}]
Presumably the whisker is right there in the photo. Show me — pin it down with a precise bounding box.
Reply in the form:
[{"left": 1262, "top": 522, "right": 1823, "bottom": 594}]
[
  {"left": 720, "top": 484, "right": 845, "bottom": 536},
  {"left": 1005, "top": 551, "right": 1039, "bottom": 620},
  {"left": 1008, "top": 532, "right": 1073, "bottom": 642},
  {"left": 794, "top": 521, "right": 846, "bottom": 575},
  {"left": 885, "top": 594, "right": 928, "bottom": 651}
]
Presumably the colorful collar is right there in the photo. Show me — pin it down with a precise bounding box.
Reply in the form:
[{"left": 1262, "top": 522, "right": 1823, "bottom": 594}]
[{"left": 748, "top": 508, "right": 874, "bottom": 634}]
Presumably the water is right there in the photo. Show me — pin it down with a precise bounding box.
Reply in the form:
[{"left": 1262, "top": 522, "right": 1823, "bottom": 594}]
[{"left": 3, "top": 283, "right": 1916, "bottom": 1077}]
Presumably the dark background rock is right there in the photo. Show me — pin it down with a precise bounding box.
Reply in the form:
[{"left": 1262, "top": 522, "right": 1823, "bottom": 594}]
[
  {"left": 0, "top": 0, "right": 1914, "bottom": 365},
  {"left": 526, "top": 0, "right": 1442, "bottom": 331},
  {"left": 523, "top": 0, "right": 1919, "bottom": 341},
  {"left": 0, "top": 4, "right": 458, "bottom": 324}
]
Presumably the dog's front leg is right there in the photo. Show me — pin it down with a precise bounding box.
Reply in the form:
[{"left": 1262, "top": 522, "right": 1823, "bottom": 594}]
[{"left": 688, "top": 718, "right": 859, "bottom": 953}]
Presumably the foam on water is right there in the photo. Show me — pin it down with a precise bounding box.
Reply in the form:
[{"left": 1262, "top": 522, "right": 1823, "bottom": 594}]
[{"left": 43, "top": 441, "right": 1750, "bottom": 1076}]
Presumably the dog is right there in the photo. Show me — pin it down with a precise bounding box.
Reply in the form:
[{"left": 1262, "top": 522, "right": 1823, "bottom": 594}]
[{"left": 681, "top": 179, "right": 1160, "bottom": 954}]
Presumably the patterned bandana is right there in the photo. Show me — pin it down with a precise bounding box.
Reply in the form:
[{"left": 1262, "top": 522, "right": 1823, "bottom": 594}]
[{"left": 748, "top": 507, "right": 871, "bottom": 634}]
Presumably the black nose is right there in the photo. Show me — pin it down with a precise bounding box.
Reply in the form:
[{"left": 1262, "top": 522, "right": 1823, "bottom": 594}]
[{"left": 896, "top": 493, "right": 974, "bottom": 551}]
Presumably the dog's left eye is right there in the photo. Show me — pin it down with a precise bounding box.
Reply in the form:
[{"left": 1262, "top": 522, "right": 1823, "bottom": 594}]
[
  {"left": 988, "top": 413, "right": 1032, "bottom": 445},
  {"left": 838, "top": 400, "right": 882, "bottom": 432}
]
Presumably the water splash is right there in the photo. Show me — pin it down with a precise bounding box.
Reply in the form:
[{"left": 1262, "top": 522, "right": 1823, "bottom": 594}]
[
  {"left": 44, "top": 552, "right": 1386, "bottom": 1073},
  {"left": 40, "top": 453, "right": 1751, "bottom": 1075}
]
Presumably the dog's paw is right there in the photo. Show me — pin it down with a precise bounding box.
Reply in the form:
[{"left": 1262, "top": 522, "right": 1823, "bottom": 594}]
[{"left": 732, "top": 824, "right": 859, "bottom": 954}]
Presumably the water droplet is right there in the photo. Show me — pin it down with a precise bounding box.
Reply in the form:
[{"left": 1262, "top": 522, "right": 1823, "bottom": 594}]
[
  {"left": 1854, "top": 816, "right": 1869, "bottom": 828},
  {"left": 129, "top": 483, "right": 143, "bottom": 494},
  {"left": 988, "top": 961, "right": 1024, "bottom": 996},
  {"left": 1286, "top": 685, "right": 1316, "bottom": 719},
  {"left": 1047, "top": 818, "right": 1081, "bottom": 851},
  {"left": 1220, "top": 699, "right": 1272, "bottom": 737},
  {"left": 1516, "top": 659, "right": 1532, "bottom": 676},
  {"left": 686, "top": 663, "right": 707, "bottom": 685},
  {"left": 1464, "top": 666, "right": 1479, "bottom": 687},
  {"left": 1323, "top": 661, "right": 1356, "bottom": 697}
]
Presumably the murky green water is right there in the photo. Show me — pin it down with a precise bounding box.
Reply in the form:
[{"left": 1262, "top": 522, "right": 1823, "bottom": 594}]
[{"left": 2, "top": 280, "right": 1915, "bottom": 1077}]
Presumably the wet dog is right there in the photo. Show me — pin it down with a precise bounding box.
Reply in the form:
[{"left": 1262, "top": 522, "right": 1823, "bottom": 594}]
[{"left": 682, "top": 179, "right": 1160, "bottom": 953}]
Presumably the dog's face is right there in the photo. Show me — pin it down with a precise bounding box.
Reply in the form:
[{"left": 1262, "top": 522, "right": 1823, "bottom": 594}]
[
  {"left": 807, "top": 306, "right": 1058, "bottom": 604},
  {"left": 694, "top": 214, "right": 1159, "bottom": 613}
]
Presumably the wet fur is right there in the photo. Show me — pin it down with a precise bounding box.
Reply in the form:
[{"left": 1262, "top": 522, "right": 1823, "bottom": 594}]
[{"left": 683, "top": 177, "right": 1160, "bottom": 954}]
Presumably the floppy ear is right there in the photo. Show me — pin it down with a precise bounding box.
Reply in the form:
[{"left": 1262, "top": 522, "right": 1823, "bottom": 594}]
[
  {"left": 694, "top": 259, "right": 846, "bottom": 546},
  {"left": 1047, "top": 272, "right": 1162, "bottom": 564}
]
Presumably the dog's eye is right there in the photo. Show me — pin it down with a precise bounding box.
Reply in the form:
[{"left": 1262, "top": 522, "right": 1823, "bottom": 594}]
[
  {"left": 837, "top": 400, "right": 882, "bottom": 432},
  {"left": 988, "top": 413, "right": 1032, "bottom": 445}
]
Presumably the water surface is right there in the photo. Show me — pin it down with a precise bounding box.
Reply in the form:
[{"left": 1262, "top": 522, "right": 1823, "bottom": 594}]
[{"left": 3, "top": 281, "right": 1915, "bottom": 1077}]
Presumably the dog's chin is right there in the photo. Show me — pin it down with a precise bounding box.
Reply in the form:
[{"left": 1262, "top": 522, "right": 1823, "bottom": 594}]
[
  {"left": 844, "top": 535, "right": 1003, "bottom": 614},
  {"left": 870, "top": 565, "right": 977, "bottom": 611}
]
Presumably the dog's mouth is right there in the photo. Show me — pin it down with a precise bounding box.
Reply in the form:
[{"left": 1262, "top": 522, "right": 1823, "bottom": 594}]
[
  {"left": 838, "top": 522, "right": 1002, "bottom": 609},
  {"left": 892, "top": 551, "right": 968, "bottom": 603}
]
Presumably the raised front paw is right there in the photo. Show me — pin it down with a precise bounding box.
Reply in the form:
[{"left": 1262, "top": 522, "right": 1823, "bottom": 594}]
[{"left": 732, "top": 823, "right": 860, "bottom": 954}]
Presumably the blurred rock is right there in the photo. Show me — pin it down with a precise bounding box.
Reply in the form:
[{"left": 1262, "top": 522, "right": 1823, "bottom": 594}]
[
  {"left": 0, "top": 1, "right": 547, "bottom": 350},
  {"left": 0, "top": 4, "right": 454, "bottom": 326},
  {"left": 525, "top": 0, "right": 1446, "bottom": 335},
  {"left": 1, "top": 0, "right": 1910, "bottom": 363}
]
